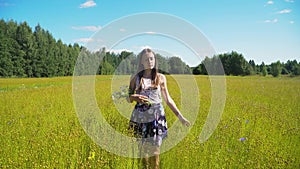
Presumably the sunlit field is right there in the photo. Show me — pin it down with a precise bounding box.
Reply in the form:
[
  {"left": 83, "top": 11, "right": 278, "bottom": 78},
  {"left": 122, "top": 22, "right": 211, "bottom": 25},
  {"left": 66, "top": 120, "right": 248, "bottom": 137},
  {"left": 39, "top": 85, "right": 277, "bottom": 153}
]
[{"left": 0, "top": 75, "right": 299, "bottom": 168}]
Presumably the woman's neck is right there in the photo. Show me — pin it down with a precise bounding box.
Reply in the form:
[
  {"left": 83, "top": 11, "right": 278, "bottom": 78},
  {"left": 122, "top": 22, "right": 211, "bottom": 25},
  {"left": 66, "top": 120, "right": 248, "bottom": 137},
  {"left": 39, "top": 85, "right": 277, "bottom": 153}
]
[{"left": 143, "top": 69, "right": 152, "bottom": 78}]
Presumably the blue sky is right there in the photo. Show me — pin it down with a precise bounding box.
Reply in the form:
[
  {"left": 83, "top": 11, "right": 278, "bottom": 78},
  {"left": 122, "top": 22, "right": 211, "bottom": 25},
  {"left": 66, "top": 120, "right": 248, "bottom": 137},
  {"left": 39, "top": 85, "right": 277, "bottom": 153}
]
[{"left": 1, "top": 0, "right": 299, "bottom": 66}]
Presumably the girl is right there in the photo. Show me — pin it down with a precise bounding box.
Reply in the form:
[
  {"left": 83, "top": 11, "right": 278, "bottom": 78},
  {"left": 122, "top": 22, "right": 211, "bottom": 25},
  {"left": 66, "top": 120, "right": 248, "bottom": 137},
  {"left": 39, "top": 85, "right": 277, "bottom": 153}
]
[{"left": 127, "top": 48, "right": 190, "bottom": 169}]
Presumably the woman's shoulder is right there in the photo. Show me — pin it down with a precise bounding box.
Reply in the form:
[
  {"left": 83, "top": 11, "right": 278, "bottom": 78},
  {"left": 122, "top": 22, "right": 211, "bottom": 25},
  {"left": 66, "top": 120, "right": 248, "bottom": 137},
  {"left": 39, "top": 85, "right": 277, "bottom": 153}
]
[
  {"left": 157, "top": 73, "right": 165, "bottom": 78},
  {"left": 157, "top": 73, "right": 166, "bottom": 82}
]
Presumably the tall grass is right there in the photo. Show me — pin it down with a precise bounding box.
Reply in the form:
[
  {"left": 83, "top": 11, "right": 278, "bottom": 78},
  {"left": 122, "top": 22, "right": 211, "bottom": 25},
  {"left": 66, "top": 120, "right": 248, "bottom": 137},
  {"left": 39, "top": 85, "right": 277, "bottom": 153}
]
[{"left": 0, "top": 75, "right": 299, "bottom": 168}]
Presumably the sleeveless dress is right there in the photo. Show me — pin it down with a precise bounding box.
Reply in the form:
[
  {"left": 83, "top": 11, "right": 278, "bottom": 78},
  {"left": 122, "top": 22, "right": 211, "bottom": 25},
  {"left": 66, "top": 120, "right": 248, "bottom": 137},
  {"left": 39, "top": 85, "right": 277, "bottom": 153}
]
[{"left": 129, "top": 77, "right": 168, "bottom": 146}]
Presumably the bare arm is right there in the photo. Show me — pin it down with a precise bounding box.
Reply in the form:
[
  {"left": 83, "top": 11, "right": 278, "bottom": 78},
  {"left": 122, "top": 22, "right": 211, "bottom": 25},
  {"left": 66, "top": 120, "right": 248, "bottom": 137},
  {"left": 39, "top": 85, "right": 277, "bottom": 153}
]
[{"left": 160, "top": 74, "right": 190, "bottom": 127}]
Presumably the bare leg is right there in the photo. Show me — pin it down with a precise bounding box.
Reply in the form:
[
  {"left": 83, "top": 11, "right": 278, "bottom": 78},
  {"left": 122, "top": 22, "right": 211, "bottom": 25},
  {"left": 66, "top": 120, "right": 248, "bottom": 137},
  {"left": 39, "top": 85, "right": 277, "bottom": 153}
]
[
  {"left": 139, "top": 154, "right": 149, "bottom": 169},
  {"left": 149, "top": 146, "right": 160, "bottom": 169},
  {"left": 139, "top": 143, "right": 149, "bottom": 169},
  {"left": 141, "top": 155, "right": 149, "bottom": 169},
  {"left": 154, "top": 154, "right": 160, "bottom": 169}
]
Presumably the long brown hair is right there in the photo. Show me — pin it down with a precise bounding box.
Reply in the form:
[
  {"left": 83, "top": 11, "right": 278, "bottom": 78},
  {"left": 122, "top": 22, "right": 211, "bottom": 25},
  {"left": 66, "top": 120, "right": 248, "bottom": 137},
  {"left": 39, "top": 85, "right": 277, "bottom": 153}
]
[{"left": 129, "top": 48, "right": 160, "bottom": 93}]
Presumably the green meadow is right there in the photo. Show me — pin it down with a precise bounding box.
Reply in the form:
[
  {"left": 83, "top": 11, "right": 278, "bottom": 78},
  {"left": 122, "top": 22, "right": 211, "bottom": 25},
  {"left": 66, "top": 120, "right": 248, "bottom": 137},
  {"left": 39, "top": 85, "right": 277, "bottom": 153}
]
[{"left": 0, "top": 75, "right": 299, "bottom": 168}]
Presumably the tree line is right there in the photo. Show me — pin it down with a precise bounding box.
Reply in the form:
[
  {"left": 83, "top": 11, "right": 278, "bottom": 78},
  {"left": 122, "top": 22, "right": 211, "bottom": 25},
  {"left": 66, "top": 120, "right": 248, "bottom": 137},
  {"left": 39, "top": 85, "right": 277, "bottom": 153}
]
[
  {"left": 0, "top": 19, "right": 82, "bottom": 77},
  {"left": 74, "top": 47, "right": 191, "bottom": 76},
  {"left": 192, "top": 51, "right": 300, "bottom": 77},
  {"left": 0, "top": 19, "right": 299, "bottom": 78}
]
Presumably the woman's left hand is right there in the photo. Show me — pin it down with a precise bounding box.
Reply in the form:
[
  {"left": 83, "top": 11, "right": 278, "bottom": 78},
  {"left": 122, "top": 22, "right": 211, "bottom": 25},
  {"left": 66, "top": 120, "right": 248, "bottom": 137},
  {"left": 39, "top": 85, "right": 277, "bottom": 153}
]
[{"left": 178, "top": 116, "right": 191, "bottom": 127}]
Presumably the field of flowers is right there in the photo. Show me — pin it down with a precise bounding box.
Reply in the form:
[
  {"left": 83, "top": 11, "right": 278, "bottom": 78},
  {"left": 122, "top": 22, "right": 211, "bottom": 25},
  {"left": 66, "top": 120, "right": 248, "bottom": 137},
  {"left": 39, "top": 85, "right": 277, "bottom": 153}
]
[{"left": 0, "top": 75, "right": 299, "bottom": 168}]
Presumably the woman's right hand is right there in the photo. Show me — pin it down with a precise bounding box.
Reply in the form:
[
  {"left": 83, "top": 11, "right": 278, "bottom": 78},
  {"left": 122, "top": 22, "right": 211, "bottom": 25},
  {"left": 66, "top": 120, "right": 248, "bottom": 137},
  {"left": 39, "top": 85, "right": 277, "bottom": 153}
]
[{"left": 129, "top": 94, "right": 150, "bottom": 104}]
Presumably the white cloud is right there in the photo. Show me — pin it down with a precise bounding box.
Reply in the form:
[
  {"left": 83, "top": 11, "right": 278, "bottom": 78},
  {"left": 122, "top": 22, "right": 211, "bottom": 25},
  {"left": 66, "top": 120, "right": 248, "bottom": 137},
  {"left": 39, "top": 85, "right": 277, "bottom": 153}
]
[
  {"left": 139, "top": 45, "right": 153, "bottom": 50},
  {"left": 72, "top": 26, "right": 102, "bottom": 31},
  {"left": 129, "top": 45, "right": 154, "bottom": 53},
  {"left": 73, "top": 38, "right": 93, "bottom": 43},
  {"left": 0, "top": 2, "right": 15, "bottom": 6},
  {"left": 145, "top": 31, "right": 157, "bottom": 35},
  {"left": 285, "top": 0, "right": 294, "bottom": 3},
  {"left": 79, "top": 0, "right": 96, "bottom": 8},
  {"left": 289, "top": 21, "right": 295, "bottom": 24},
  {"left": 277, "top": 9, "right": 292, "bottom": 14},
  {"left": 108, "top": 48, "right": 133, "bottom": 54},
  {"left": 119, "top": 28, "right": 126, "bottom": 32},
  {"left": 266, "top": 1, "right": 274, "bottom": 5},
  {"left": 264, "top": 18, "right": 278, "bottom": 23}
]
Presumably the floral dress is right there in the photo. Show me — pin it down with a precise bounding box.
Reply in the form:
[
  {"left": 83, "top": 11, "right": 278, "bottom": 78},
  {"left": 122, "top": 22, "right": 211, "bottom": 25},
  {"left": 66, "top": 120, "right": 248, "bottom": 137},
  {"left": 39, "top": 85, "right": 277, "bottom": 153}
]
[{"left": 129, "top": 77, "right": 168, "bottom": 146}]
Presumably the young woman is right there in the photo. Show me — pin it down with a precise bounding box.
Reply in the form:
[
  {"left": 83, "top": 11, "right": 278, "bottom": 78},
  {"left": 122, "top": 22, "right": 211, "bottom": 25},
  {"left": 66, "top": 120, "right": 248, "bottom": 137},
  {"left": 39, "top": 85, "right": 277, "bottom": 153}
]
[{"left": 127, "top": 48, "right": 190, "bottom": 169}]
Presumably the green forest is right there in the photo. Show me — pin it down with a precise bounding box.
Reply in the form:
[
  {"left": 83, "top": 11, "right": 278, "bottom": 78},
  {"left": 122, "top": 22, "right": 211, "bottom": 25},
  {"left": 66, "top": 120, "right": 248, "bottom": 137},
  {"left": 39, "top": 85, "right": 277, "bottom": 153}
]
[{"left": 1, "top": 19, "right": 299, "bottom": 78}]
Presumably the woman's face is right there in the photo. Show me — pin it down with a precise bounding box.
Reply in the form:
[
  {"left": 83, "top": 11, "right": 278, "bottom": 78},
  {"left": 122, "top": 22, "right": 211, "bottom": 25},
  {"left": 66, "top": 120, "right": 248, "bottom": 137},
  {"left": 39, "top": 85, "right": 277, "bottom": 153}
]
[{"left": 141, "top": 52, "right": 155, "bottom": 70}]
